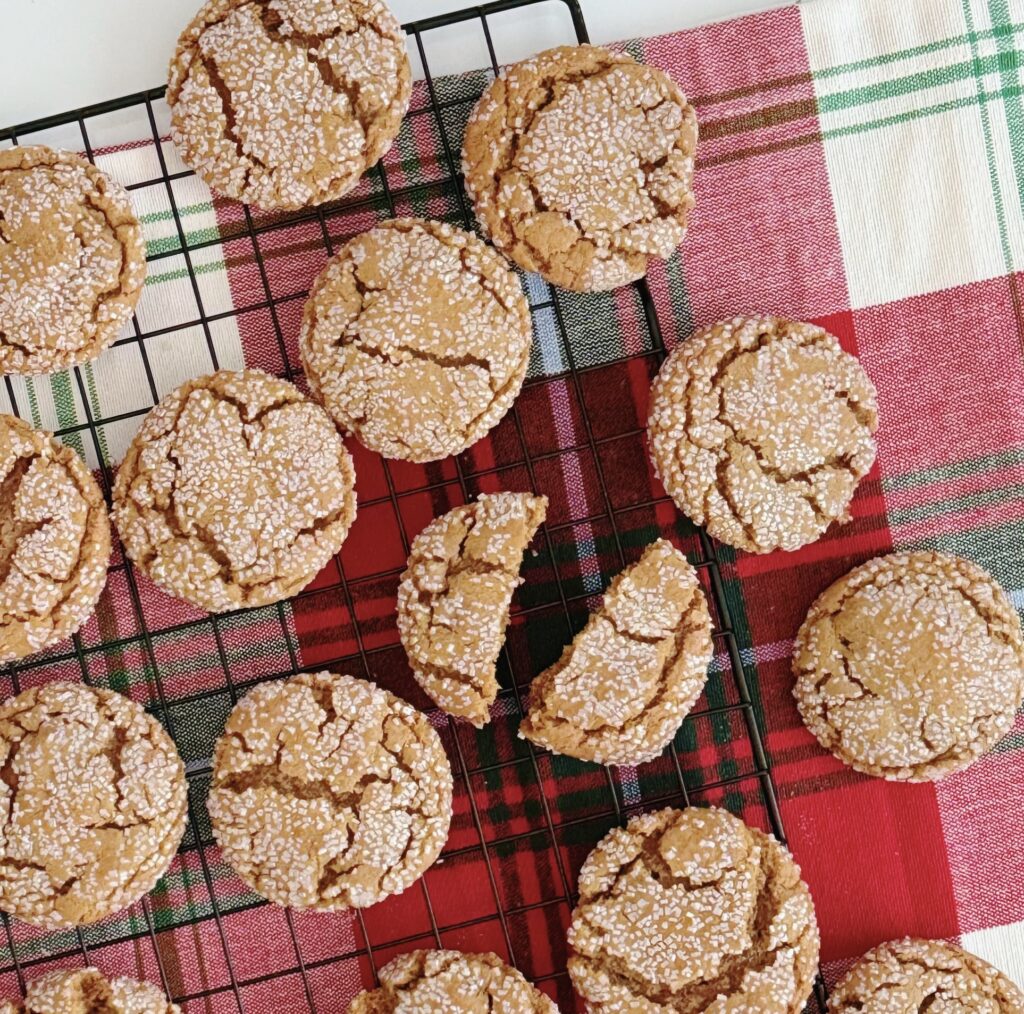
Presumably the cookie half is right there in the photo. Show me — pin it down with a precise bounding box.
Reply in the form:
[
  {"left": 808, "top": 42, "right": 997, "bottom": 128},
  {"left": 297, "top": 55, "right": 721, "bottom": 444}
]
[
  {"left": 793, "top": 551, "right": 1024, "bottom": 781},
  {"left": 0, "top": 146, "right": 146, "bottom": 375},
  {"left": 0, "top": 414, "right": 111, "bottom": 662},
  {"left": 520, "top": 539, "right": 712, "bottom": 766},
  {"left": 348, "top": 950, "right": 557, "bottom": 1012},
  {"left": 829, "top": 938, "right": 1024, "bottom": 1012},
  {"left": 208, "top": 672, "right": 453, "bottom": 909},
  {"left": 648, "top": 315, "right": 878, "bottom": 554},
  {"left": 0, "top": 682, "right": 187, "bottom": 927},
  {"left": 300, "top": 219, "right": 533, "bottom": 462},
  {"left": 167, "top": 0, "right": 411, "bottom": 210},
  {"left": 0, "top": 968, "right": 180, "bottom": 1014},
  {"left": 568, "top": 807, "right": 820, "bottom": 1013},
  {"left": 463, "top": 45, "right": 697, "bottom": 292},
  {"left": 112, "top": 369, "right": 356, "bottom": 612}
]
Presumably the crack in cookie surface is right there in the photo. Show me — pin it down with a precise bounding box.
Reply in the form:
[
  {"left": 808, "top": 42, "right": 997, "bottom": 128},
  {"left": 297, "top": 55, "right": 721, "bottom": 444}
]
[
  {"left": 207, "top": 672, "right": 452, "bottom": 910},
  {"left": 0, "top": 967, "right": 181, "bottom": 1014}
]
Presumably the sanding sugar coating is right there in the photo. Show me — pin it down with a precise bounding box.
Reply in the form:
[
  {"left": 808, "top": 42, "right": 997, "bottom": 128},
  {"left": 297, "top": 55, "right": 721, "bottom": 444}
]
[
  {"left": 348, "top": 950, "right": 559, "bottom": 1013},
  {"left": 519, "top": 539, "right": 713, "bottom": 766},
  {"left": 167, "top": 0, "right": 411, "bottom": 210},
  {"left": 0, "top": 682, "right": 187, "bottom": 928},
  {"left": 0, "top": 414, "right": 111, "bottom": 663},
  {"left": 207, "top": 671, "right": 453, "bottom": 910},
  {"left": 300, "top": 218, "right": 534, "bottom": 463},
  {"left": 462, "top": 44, "right": 698, "bottom": 293},
  {"left": 568, "top": 807, "right": 820, "bottom": 1013},
  {"left": 0, "top": 967, "right": 181, "bottom": 1014},
  {"left": 793, "top": 551, "right": 1024, "bottom": 782},
  {"left": 829, "top": 938, "right": 1024, "bottom": 1013},
  {"left": 397, "top": 492, "right": 547, "bottom": 727},
  {"left": 112, "top": 369, "right": 356, "bottom": 613},
  {"left": 648, "top": 315, "right": 878, "bottom": 555},
  {"left": 0, "top": 146, "right": 146, "bottom": 375}
]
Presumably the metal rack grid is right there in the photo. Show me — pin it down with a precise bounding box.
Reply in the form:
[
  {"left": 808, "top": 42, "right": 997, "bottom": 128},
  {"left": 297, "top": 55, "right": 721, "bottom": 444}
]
[{"left": 0, "top": 1, "right": 827, "bottom": 1010}]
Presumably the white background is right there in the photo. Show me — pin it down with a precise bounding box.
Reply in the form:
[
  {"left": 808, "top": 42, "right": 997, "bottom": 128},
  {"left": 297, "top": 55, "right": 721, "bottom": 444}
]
[{"left": 1, "top": 0, "right": 787, "bottom": 127}]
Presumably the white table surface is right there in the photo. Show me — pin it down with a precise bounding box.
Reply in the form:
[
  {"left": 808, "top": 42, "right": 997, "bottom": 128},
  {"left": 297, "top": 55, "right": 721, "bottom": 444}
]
[{"left": 1, "top": 0, "right": 787, "bottom": 128}]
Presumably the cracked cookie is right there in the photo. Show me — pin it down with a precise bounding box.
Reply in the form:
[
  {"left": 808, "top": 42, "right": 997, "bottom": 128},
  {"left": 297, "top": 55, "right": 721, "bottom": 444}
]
[
  {"left": 793, "top": 551, "right": 1024, "bottom": 781},
  {"left": 568, "top": 807, "right": 820, "bottom": 1013},
  {"left": 208, "top": 671, "right": 452, "bottom": 909},
  {"left": 300, "top": 218, "right": 533, "bottom": 462},
  {"left": 829, "top": 938, "right": 1024, "bottom": 1012},
  {"left": 519, "top": 540, "right": 713, "bottom": 766},
  {"left": 0, "top": 967, "right": 180, "bottom": 1014},
  {"left": 348, "top": 949, "right": 558, "bottom": 1012},
  {"left": 648, "top": 316, "right": 878, "bottom": 555},
  {"left": 462, "top": 45, "right": 697, "bottom": 293},
  {"left": 0, "top": 682, "right": 187, "bottom": 927},
  {"left": 112, "top": 369, "right": 356, "bottom": 613},
  {"left": 0, "top": 415, "right": 111, "bottom": 662},
  {"left": 167, "top": 0, "right": 411, "bottom": 210},
  {"left": 397, "top": 492, "right": 547, "bottom": 727},
  {"left": 0, "top": 146, "right": 146, "bottom": 375}
]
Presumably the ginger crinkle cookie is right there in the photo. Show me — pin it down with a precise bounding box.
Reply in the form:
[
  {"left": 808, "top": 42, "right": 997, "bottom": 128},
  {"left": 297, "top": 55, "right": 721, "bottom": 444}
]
[
  {"left": 0, "top": 967, "right": 180, "bottom": 1014},
  {"left": 568, "top": 807, "right": 820, "bottom": 1013},
  {"left": 0, "top": 415, "right": 111, "bottom": 662},
  {"left": 0, "top": 682, "right": 187, "bottom": 927},
  {"left": 167, "top": 0, "right": 411, "bottom": 210},
  {"left": 829, "top": 938, "right": 1024, "bottom": 1012},
  {"left": 207, "top": 671, "right": 452, "bottom": 909},
  {"left": 794, "top": 551, "right": 1024, "bottom": 781},
  {"left": 520, "top": 539, "right": 713, "bottom": 766},
  {"left": 462, "top": 44, "right": 697, "bottom": 292},
  {"left": 397, "top": 492, "right": 547, "bottom": 727},
  {"left": 348, "top": 949, "right": 557, "bottom": 1013},
  {"left": 648, "top": 316, "right": 878, "bottom": 554},
  {"left": 301, "top": 218, "right": 533, "bottom": 462},
  {"left": 0, "top": 146, "right": 146, "bottom": 375},
  {"left": 112, "top": 369, "right": 356, "bottom": 612}
]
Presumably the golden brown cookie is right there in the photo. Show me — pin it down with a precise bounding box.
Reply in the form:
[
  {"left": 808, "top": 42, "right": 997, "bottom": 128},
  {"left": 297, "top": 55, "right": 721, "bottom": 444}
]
[
  {"left": 0, "top": 967, "right": 180, "bottom": 1014},
  {"left": 568, "top": 807, "right": 820, "bottom": 1013},
  {"left": 300, "top": 218, "right": 533, "bottom": 462},
  {"left": 519, "top": 540, "right": 712, "bottom": 765},
  {"left": 396, "top": 492, "right": 547, "bottom": 727},
  {"left": 112, "top": 369, "right": 356, "bottom": 613},
  {"left": 348, "top": 950, "right": 558, "bottom": 1013},
  {"left": 167, "top": 0, "right": 411, "bottom": 210},
  {"left": 462, "top": 45, "right": 697, "bottom": 293},
  {"left": 0, "top": 415, "right": 111, "bottom": 662},
  {"left": 0, "top": 682, "right": 187, "bottom": 927},
  {"left": 0, "top": 146, "right": 146, "bottom": 375},
  {"left": 648, "top": 316, "right": 878, "bottom": 554},
  {"left": 793, "top": 551, "right": 1024, "bottom": 782},
  {"left": 207, "top": 671, "right": 452, "bottom": 909},
  {"left": 829, "top": 938, "right": 1024, "bottom": 1012}
]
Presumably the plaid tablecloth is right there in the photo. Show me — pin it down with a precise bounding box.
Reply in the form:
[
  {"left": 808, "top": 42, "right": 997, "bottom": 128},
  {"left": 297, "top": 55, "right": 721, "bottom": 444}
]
[{"left": 1, "top": 0, "right": 1023, "bottom": 1009}]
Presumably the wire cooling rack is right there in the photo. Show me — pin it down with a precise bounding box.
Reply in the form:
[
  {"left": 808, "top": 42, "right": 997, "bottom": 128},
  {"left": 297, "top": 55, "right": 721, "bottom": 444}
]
[{"left": 0, "top": 1, "right": 827, "bottom": 1010}]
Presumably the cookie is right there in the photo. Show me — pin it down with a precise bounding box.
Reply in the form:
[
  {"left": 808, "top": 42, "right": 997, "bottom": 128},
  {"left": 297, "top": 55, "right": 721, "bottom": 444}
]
[
  {"left": 0, "top": 146, "right": 146, "bottom": 375},
  {"left": 0, "top": 415, "right": 111, "bottom": 662},
  {"left": 519, "top": 540, "right": 713, "bottom": 765},
  {"left": 348, "top": 949, "right": 557, "bottom": 1012},
  {"left": 568, "top": 807, "right": 820, "bottom": 1013},
  {"left": 648, "top": 316, "right": 878, "bottom": 554},
  {"left": 207, "top": 671, "right": 452, "bottom": 909},
  {"left": 793, "top": 551, "right": 1024, "bottom": 781},
  {"left": 0, "top": 967, "right": 180, "bottom": 1014},
  {"left": 397, "top": 492, "right": 547, "bottom": 727},
  {"left": 167, "top": 0, "right": 411, "bottom": 210},
  {"left": 112, "top": 369, "right": 356, "bottom": 613},
  {"left": 462, "top": 45, "right": 697, "bottom": 292},
  {"left": 0, "top": 682, "right": 187, "bottom": 927},
  {"left": 300, "top": 219, "right": 533, "bottom": 462},
  {"left": 829, "top": 938, "right": 1024, "bottom": 1012}
]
